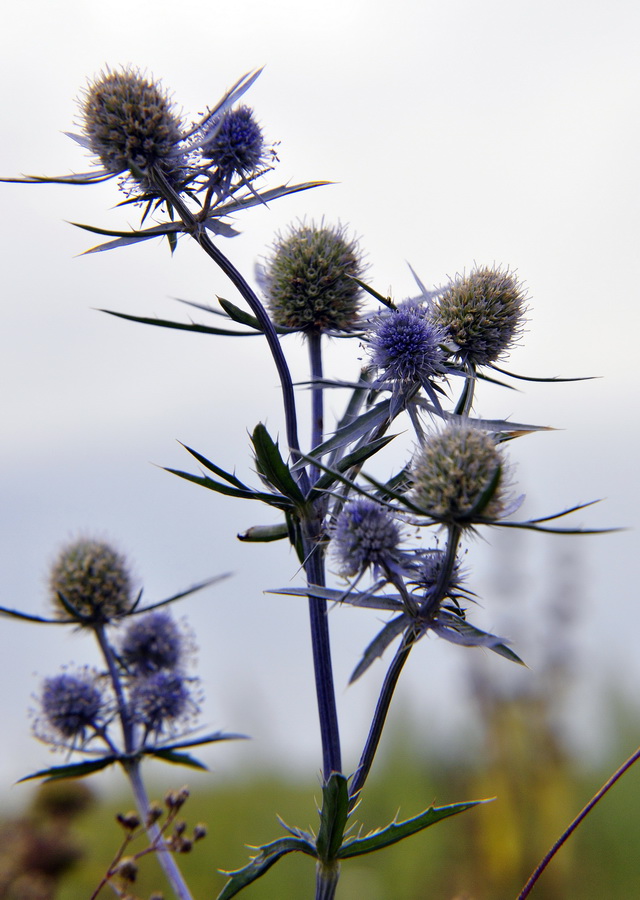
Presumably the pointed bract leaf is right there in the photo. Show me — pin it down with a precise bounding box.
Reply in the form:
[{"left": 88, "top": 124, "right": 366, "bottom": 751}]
[
  {"left": 101, "top": 309, "right": 255, "bottom": 337},
  {"left": 19, "top": 757, "right": 117, "bottom": 783},
  {"left": 350, "top": 614, "right": 410, "bottom": 683},
  {"left": 145, "top": 749, "right": 208, "bottom": 770}
]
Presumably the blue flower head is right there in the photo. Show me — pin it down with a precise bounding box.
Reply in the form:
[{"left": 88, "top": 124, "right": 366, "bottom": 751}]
[
  {"left": 129, "top": 671, "right": 195, "bottom": 737},
  {"left": 367, "top": 302, "right": 448, "bottom": 414},
  {"left": 40, "top": 670, "right": 104, "bottom": 744},
  {"left": 332, "top": 498, "right": 402, "bottom": 577},
  {"left": 369, "top": 303, "right": 447, "bottom": 381},
  {"left": 201, "top": 105, "right": 267, "bottom": 184},
  {"left": 120, "top": 611, "right": 184, "bottom": 675}
]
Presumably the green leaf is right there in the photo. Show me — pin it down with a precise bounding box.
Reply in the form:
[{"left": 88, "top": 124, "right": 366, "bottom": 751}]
[
  {"left": 180, "top": 444, "right": 251, "bottom": 490},
  {"left": 316, "top": 773, "right": 350, "bottom": 862},
  {"left": 145, "top": 749, "right": 208, "bottom": 770},
  {"left": 251, "top": 424, "right": 306, "bottom": 507},
  {"left": 19, "top": 757, "right": 117, "bottom": 783},
  {"left": 101, "top": 309, "right": 255, "bottom": 337},
  {"left": 338, "top": 800, "right": 490, "bottom": 859},
  {"left": 163, "top": 467, "right": 293, "bottom": 510},
  {"left": 218, "top": 298, "right": 263, "bottom": 331},
  {"left": 217, "top": 836, "right": 316, "bottom": 900}
]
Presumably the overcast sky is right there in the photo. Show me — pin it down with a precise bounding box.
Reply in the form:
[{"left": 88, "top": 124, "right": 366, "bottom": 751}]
[{"left": 1, "top": 0, "right": 639, "bottom": 805}]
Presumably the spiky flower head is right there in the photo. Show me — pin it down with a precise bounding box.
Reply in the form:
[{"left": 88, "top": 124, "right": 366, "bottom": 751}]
[
  {"left": 129, "top": 671, "right": 193, "bottom": 736},
  {"left": 201, "top": 106, "right": 266, "bottom": 182},
  {"left": 263, "top": 222, "right": 365, "bottom": 334},
  {"left": 332, "top": 498, "right": 401, "bottom": 577},
  {"left": 40, "top": 670, "right": 104, "bottom": 742},
  {"left": 49, "top": 538, "right": 133, "bottom": 625},
  {"left": 410, "top": 422, "right": 510, "bottom": 525},
  {"left": 80, "top": 67, "right": 184, "bottom": 190},
  {"left": 368, "top": 302, "right": 448, "bottom": 385},
  {"left": 120, "top": 611, "right": 184, "bottom": 675},
  {"left": 432, "top": 265, "right": 528, "bottom": 365}
]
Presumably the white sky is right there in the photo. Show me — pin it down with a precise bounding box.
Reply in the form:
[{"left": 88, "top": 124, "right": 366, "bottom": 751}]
[{"left": 1, "top": 0, "right": 639, "bottom": 805}]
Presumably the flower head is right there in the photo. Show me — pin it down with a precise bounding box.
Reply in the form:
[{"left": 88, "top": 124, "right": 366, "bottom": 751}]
[
  {"left": 262, "top": 222, "right": 365, "bottom": 334},
  {"left": 49, "top": 539, "right": 134, "bottom": 625},
  {"left": 410, "top": 422, "right": 511, "bottom": 525},
  {"left": 39, "top": 671, "right": 104, "bottom": 743},
  {"left": 369, "top": 303, "right": 447, "bottom": 383},
  {"left": 432, "top": 265, "right": 528, "bottom": 365},
  {"left": 332, "top": 498, "right": 402, "bottom": 577},
  {"left": 201, "top": 106, "right": 267, "bottom": 182},
  {"left": 120, "top": 611, "right": 184, "bottom": 674},
  {"left": 80, "top": 67, "right": 185, "bottom": 191},
  {"left": 129, "top": 671, "right": 194, "bottom": 736}
]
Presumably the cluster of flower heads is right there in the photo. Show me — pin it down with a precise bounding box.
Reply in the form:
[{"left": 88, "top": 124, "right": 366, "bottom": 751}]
[
  {"left": 38, "top": 539, "right": 198, "bottom": 753},
  {"left": 77, "top": 66, "right": 272, "bottom": 202}
]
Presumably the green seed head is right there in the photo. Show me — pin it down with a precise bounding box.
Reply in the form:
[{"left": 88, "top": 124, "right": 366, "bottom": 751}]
[
  {"left": 411, "top": 423, "right": 509, "bottom": 525},
  {"left": 263, "top": 222, "right": 364, "bottom": 334},
  {"left": 49, "top": 538, "right": 134, "bottom": 624},
  {"left": 81, "top": 67, "right": 184, "bottom": 187},
  {"left": 433, "top": 265, "right": 528, "bottom": 365}
]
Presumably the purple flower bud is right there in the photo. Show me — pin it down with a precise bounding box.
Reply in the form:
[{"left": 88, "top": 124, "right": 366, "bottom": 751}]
[
  {"left": 368, "top": 303, "right": 447, "bottom": 386},
  {"left": 40, "top": 671, "right": 104, "bottom": 741},
  {"left": 129, "top": 671, "right": 193, "bottom": 735},
  {"left": 120, "top": 611, "right": 183, "bottom": 674}
]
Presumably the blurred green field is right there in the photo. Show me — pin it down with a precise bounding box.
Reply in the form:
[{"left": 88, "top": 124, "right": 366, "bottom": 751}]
[{"left": 21, "top": 724, "right": 639, "bottom": 900}]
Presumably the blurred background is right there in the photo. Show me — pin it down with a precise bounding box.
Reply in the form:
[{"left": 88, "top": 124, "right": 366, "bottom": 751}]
[{"left": 1, "top": 0, "right": 639, "bottom": 895}]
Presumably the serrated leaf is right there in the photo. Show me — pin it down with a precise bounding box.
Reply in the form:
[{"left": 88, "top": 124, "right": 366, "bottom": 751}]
[
  {"left": 338, "top": 800, "right": 490, "bottom": 858},
  {"left": 217, "top": 836, "right": 316, "bottom": 900},
  {"left": 19, "top": 757, "right": 117, "bottom": 783},
  {"left": 251, "top": 424, "right": 306, "bottom": 506},
  {"left": 316, "top": 773, "right": 350, "bottom": 862}
]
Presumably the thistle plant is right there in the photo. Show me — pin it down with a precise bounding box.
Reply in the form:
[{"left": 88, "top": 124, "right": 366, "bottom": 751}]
[{"left": 1, "top": 65, "right": 617, "bottom": 899}]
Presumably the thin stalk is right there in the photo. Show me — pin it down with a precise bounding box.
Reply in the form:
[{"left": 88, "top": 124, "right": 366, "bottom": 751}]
[
  {"left": 94, "top": 625, "right": 194, "bottom": 900},
  {"left": 151, "top": 171, "right": 309, "bottom": 493},
  {"left": 349, "top": 524, "right": 462, "bottom": 809},
  {"left": 517, "top": 743, "right": 640, "bottom": 898},
  {"left": 127, "top": 760, "right": 195, "bottom": 900},
  {"left": 308, "top": 332, "right": 324, "bottom": 485},
  {"left": 348, "top": 628, "right": 418, "bottom": 810},
  {"left": 305, "top": 332, "right": 342, "bottom": 779}
]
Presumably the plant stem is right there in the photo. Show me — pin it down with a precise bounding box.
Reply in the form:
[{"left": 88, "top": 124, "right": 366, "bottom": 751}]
[
  {"left": 517, "top": 743, "right": 640, "bottom": 898},
  {"left": 305, "top": 331, "right": 342, "bottom": 779},
  {"left": 127, "top": 761, "right": 195, "bottom": 900},
  {"left": 315, "top": 861, "right": 340, "bottom": 900},
  {"left": 151, "top": 171, "right": 309, "bottom": 493}
]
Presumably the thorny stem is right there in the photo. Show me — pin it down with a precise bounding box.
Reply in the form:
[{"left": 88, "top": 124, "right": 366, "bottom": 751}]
[{"left": 517, "top": 743, "right": 640, "bottom": 898}]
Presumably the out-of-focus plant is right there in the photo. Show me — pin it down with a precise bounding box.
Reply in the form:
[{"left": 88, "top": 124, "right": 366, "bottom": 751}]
[{"left": 1, "top": 65, "right": 614, "bottom": 899}]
